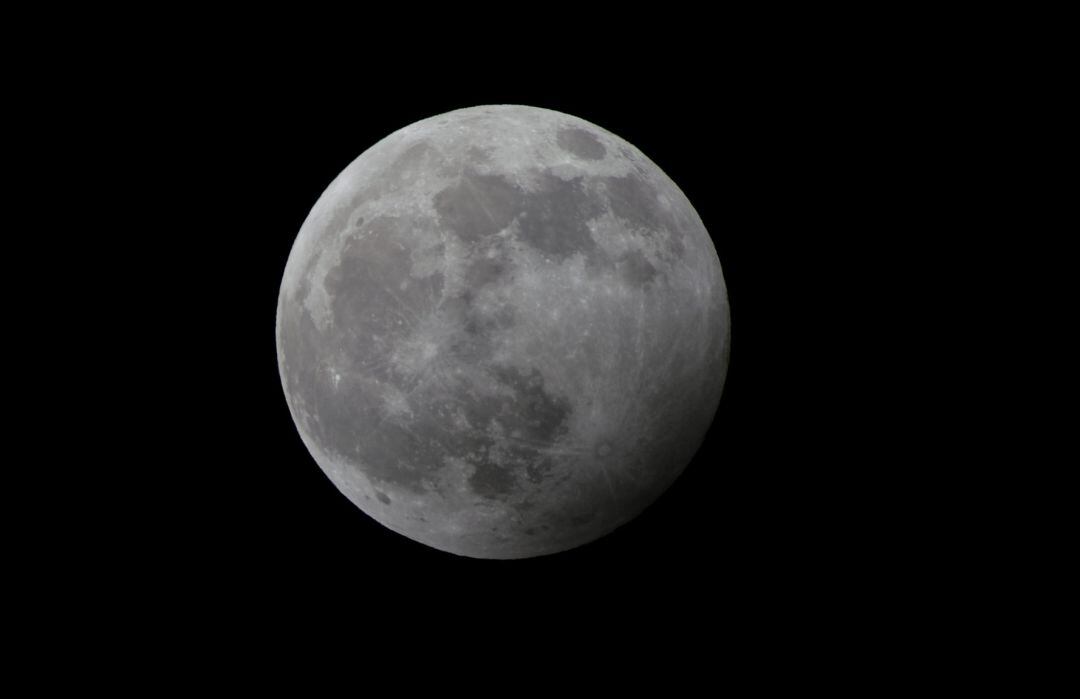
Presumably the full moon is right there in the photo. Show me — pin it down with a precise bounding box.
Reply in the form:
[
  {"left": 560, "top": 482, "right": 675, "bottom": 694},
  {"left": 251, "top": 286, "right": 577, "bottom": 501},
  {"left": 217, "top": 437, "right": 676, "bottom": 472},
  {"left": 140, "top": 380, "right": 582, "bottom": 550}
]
[{"left": 276, "top": 105, "right": 730, "bottom": 559}]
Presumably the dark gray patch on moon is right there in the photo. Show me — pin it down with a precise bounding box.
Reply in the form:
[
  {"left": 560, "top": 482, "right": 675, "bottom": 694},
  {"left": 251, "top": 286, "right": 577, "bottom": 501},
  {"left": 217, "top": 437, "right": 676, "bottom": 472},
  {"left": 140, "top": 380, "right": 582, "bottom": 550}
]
[
  {"left": 434, "top": 168, "right": 606, "bottom": 262},
  {"left": 469, "top": 458, "right": 518, "bottom": 499},
  {"left": 602, "top": 173, "right": 666, "bottom": 231},
  {"left": 455, "top": 365, "right": 571, "bottom": 500},
  {"left": 490, "top": 365, "right": 572, "bottom": 444},
  {"left": 462, "top": 301, "right": 515, "bottom": 339},
  {"left": 602, "top": 173, "right": 685, "bottom": 259},
  {"left": 323, "top": 218, "right": 444, "bottom": 373},
  {"left": 467, "top": 146, "right": 493, "bottom": 163},
  {"left": 516, "top": 173, "right": 605, "bottom": 260},
  {"left": 557, "top": 127, "right": 606, "bottom": 160},
  {"left": 464, "top": 242, "right": 514, "bottom": 290},
  {"left": 618, "top": 250, "right": 658, "bottom": 287},
  {"left": 434, "top": 169, "right": 522, "bottom": 243},
  {"left": 434, "top": 294, "right": 512, "bottom": 364}
]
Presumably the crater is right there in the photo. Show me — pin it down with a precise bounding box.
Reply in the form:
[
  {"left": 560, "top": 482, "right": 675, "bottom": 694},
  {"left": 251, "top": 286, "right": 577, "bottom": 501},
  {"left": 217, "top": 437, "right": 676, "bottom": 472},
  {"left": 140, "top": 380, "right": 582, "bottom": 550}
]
[{"left": 557, "top": 127, "right": 606, "bottom": 160}]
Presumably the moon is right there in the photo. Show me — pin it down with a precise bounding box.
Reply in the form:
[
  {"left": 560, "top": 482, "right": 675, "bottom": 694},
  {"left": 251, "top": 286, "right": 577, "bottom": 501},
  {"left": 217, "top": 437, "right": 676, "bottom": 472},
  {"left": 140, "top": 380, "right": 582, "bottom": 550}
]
[{"left": 276, "top": 105, "right": 730, "bottom": 559}]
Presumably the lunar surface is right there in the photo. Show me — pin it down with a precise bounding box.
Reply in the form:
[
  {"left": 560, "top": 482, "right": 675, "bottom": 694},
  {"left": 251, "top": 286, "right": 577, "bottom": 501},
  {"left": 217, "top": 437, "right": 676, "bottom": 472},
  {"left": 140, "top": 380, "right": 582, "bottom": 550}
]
[{"left": 276, "top": 105, "right": 730, "bottom": 559}]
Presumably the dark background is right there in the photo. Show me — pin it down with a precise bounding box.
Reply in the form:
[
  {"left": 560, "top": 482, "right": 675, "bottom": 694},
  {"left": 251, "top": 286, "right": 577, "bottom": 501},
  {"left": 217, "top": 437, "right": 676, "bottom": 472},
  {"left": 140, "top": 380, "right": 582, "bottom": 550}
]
[
  {"left": 81, "top": 27, "right": 933, "bottom": 643},
  {"left": 180, "top": 81, "right": 870, "bottom": 600},
  {"left": 12, "top": 8, "right": 1039, "bottom": 680}
]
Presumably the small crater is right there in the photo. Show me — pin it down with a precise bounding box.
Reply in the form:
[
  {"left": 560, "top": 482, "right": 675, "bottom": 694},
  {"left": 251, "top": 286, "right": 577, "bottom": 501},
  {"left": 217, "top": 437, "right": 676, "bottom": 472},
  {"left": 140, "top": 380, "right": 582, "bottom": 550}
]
[
  {"left": 375, "top": 491, "right": 391, "bottom": 505},
  {"left": 556, "top": 127, "right": 606, "bottom": 160},
  {"left": 596, "top": 442, "right": 612, "bottom": 457}
]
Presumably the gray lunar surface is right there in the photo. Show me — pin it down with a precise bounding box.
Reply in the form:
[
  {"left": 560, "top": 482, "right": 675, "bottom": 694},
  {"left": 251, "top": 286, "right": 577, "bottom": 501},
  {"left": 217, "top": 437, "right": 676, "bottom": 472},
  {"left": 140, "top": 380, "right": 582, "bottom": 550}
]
[{"left": 276, "top": 105, "right": 730, "bottom": 558}]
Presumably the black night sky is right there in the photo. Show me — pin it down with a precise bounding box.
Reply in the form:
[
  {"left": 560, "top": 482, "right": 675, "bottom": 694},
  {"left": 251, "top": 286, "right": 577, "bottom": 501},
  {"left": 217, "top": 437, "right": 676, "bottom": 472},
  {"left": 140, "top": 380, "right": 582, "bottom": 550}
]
[
  {"left": 83, "top": 27, "right": 929, "bottom": 646},
  {"left": 6, "top": 5, "right": 1018, "bottom": 681}
]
